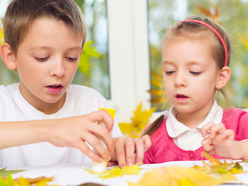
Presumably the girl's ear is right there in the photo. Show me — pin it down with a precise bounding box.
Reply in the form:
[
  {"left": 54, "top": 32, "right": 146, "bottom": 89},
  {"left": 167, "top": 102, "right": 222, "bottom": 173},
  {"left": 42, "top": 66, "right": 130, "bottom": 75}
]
[
  {"left": 0, "top": 43, "right": 17, "bottom": 70},
  {"left": 216, "top": 66, "right": 231, "bottom": 89}
]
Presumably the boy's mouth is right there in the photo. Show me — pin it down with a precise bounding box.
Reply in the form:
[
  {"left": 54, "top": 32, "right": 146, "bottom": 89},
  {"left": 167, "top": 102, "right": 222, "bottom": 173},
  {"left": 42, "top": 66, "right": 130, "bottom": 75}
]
[
  {"left": 46, "top": 84, "right": 64, "bottom": 94},
  {"left": 47, "top": 85, "right": 63, "bottom": 88}
]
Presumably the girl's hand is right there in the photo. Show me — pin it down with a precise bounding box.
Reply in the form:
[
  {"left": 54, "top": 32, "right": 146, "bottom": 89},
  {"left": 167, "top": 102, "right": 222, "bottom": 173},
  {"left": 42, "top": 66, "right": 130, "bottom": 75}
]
[
  {"left": 201, "top": 122, "right": 242, "bottom": 159},
  {"left": 44, "top": 109, "right": 115, "bottom": 163},
  {"left": 109, "top": 135, "right": 151, "bottom": 168}
]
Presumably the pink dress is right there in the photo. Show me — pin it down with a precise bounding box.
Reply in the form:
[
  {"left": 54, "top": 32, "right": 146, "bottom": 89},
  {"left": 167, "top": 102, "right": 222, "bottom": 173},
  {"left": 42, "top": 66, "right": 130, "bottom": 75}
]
[{"left": 144, "top": 107, "right": 248, "bottom": 164}]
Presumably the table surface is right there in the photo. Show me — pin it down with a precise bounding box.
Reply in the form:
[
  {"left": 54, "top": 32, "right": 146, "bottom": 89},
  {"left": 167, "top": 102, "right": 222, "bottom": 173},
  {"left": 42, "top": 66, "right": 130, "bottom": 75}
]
[{"left": 9, "top": 160, "right": 248, "bottom": 186}]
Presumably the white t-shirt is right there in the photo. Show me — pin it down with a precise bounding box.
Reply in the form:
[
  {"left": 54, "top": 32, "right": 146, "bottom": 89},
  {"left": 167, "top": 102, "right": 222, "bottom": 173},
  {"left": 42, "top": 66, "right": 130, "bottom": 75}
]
[{"left": 0, "top": 83, "right": 122, "bottom": 168}]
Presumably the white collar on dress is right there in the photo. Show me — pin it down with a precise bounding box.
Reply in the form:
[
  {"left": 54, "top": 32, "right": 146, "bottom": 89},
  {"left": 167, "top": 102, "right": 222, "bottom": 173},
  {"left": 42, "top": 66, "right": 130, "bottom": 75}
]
[{"left": 166, "top": 100, "right": 223, "bottom": 138}]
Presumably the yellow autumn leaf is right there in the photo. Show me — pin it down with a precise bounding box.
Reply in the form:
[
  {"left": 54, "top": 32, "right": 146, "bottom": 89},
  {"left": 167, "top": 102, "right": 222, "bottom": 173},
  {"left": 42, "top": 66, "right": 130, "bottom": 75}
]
[
  {"left": 128, "top": 166, "right": 237, "bottom": 186},
  {"left": 118, "top": 123, "right": 137, "bottom": 134},
  {"left": 150, "top": 79, "right": 163, "bottom": 88},
  {"left": 192, "top": 151, "right": 246, "bottom": 175},
  {"left": 241, "top": 37, "right": 248, "bottom": 50},
  {"left": 83, "top": 163, "right": 142, "bottom": 180},
  {"left": 197, "top": 5, "right": 220, "bottom": 24},
  {"left": 118, "top": 102, "right": 155, "bottom": 137},
  {"left": 0, "top": 25, "right": 4, "bottom": 45}
]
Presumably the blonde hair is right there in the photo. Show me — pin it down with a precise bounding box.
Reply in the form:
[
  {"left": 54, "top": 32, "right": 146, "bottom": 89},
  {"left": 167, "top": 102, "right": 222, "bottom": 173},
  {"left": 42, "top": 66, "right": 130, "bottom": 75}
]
[
  {"left": 141, "top": 16, "right": 232, "bottom": 137},
  {"left": 3, "top": 0, "right": 87, "bottom": 55}
]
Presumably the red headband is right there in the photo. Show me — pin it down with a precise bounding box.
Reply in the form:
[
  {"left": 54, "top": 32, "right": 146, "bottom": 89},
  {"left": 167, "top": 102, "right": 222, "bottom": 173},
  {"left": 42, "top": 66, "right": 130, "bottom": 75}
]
[{"left": 180, "top": 20, "right": 228, "bottom": 66}]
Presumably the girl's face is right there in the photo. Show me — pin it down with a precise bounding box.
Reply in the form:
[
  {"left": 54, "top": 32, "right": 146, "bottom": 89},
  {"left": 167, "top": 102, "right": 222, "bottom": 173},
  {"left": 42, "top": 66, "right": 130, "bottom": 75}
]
[
  {"left": 162, "top": 39, "right": 220, "bottom": 120},
  {"left": 13, "top": 17, "right": 83, "bottom": 114}
]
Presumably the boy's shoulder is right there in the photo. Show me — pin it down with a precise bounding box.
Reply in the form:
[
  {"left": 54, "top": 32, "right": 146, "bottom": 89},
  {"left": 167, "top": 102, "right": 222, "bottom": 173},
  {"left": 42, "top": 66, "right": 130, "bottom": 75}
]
[
  {"left": 68, "top": 84, "right": 107, "bottom": 102},
  {"left": 0, "top": 83, "right": 19, "bottom": 97}
]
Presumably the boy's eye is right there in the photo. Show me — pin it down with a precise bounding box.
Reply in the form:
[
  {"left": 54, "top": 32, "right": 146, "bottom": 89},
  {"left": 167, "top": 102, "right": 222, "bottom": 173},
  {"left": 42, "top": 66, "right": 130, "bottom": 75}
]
[
  {"left": 66, "top": 57, "right": 78, "bottom": 62},
  {"left": 35, "top": 57, "right": 49, "bottom": 62},
  {"left": 190, "top": 71, "right": 201, "bottom": 75},
  {"left": 165, "top": 71, "right": 175, "bottom": 74}
]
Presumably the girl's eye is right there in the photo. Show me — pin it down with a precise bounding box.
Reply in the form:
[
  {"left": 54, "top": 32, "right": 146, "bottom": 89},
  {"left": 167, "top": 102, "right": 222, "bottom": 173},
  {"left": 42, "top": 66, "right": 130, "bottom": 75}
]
[
  {"left": 190, "top": 71, "right": 201, "bottom": 75},
  {"left": 35, "top": 57, "right": 49, "bottom": 62},
  {"left": 66, "top": 57, "right": 78, "bottom": 62},
  {"left": 165, "top": 71, "right": 175, "bottom": 74}
]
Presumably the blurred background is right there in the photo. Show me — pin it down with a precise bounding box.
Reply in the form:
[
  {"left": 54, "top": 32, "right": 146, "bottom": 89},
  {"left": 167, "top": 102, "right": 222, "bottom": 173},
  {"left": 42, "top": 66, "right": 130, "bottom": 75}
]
[{"left": 1, "top": 0, "right": 248, "bottom": 137}]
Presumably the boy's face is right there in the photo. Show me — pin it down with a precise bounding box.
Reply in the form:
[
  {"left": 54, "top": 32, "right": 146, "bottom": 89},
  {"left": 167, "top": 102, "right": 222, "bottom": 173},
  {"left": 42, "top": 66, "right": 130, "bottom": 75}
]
[{"left": 14, "top": 17, "right": 83, "bottom": 113}]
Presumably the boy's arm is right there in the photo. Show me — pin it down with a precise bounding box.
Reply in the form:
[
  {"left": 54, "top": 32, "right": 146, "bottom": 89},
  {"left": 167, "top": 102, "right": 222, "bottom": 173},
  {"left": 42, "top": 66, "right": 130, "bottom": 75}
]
[{"left": 0, "top": 110, "right": 114, "bottom": 162}]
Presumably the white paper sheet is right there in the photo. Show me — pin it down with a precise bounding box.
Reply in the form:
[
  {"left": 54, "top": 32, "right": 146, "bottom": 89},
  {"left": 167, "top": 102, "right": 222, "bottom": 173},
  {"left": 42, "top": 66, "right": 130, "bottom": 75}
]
[{"left": 9, "top": 160, "right": 248, "bottom": 186}]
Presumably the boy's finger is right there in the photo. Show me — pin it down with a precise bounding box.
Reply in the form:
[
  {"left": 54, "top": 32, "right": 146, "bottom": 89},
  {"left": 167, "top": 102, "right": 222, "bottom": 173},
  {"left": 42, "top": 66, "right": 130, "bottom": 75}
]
[
  {"left": 114, "top": 137, "right": 126, "bottom": 168},
  {"left": 76, "top": 140, "right": 103, "bottom": 162},
  {"left": 81, "top": 132, "right": 111, "bottom": 161},
  {"left": 88, "top": 110, "right": 114, "bottom": 132},
  {"left": 87, "top": 122, "right": 114, "bottom": 153}
]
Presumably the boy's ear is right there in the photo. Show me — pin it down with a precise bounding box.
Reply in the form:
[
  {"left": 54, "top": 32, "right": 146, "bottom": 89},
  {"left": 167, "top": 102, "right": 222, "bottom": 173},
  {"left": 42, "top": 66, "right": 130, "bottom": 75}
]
[
  {"left": 215, "top": 66, "right": 231, "bottom": 89},
  {"left": 0, "top": 43, "right": 17, "bottom": 70}
]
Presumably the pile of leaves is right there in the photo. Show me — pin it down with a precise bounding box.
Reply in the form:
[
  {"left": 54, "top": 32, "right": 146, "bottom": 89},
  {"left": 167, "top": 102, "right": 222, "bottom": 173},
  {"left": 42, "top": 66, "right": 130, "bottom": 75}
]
[
  {"left": 128, "top": 152, "right": 246, "bottom": 186},
  {"left": 192, "top": 151, "right": 246, "bottom": 174},
  {"left": 84, "top": 163, "right": 142, "bottom": 180}
]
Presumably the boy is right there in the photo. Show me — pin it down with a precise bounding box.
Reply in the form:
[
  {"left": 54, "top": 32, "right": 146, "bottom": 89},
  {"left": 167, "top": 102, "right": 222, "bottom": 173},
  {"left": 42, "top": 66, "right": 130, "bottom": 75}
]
[{"left": 0, "top": 0, "right": 151, "bottom": 168}]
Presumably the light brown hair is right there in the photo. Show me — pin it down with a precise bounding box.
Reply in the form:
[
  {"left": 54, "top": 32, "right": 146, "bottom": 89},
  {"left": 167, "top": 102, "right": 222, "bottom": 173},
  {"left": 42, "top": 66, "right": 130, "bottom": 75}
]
[
  {"left": 141, "top": 16, "right": 232, "bottom": 137},
  {"left": 3, "top": 0, "right": 87, "bottom": 55}
]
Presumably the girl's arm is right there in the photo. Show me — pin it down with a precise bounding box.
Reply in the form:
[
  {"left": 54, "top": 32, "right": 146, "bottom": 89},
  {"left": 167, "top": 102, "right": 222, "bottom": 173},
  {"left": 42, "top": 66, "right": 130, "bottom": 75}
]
[{"left": 201, "top": 122, "right": 248, "bottom": 160}]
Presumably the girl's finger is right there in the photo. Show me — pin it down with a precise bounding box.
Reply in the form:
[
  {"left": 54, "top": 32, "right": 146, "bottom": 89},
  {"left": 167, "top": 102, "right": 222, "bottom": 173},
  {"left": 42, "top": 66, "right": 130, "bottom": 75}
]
[
  {"left": 201, "top": 122, "right": 215, "bottom": 137},
  {"left": 124, "top": 137, "right": 135, "bottom": 166},
  {"left": 133, "top": 138, "right": 144, "bottom": 164}
]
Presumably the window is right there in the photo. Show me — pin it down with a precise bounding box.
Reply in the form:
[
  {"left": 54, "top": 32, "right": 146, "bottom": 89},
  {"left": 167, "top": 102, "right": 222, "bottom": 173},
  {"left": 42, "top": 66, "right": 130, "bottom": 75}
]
[{"left": 148, "top": 0, "right": 248, "bottom": 111}]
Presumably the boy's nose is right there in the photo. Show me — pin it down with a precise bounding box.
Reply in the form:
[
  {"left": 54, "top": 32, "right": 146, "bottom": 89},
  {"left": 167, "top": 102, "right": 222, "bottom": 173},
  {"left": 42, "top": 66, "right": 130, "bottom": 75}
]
[
  {"left": 50, "top": 59, "right": 65, "bottom": 77},
  {"left": 175, "top": 71, "right": 186, "bottom": 87}
]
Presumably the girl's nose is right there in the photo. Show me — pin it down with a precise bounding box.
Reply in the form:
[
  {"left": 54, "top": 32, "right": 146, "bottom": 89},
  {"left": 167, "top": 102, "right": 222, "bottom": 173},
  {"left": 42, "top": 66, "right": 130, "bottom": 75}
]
[
  {"left": 175, "top": 71, "right": 186, "bottom": 87},
  {"left": 50, "top": 59, "right": 65, "bottom": 77}
]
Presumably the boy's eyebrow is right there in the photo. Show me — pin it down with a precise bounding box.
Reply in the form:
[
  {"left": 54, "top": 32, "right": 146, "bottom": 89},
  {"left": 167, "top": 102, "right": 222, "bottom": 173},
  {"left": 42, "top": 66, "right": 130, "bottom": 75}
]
[{"left": 29, "top": 46, "right": 82, "bottom": 51}]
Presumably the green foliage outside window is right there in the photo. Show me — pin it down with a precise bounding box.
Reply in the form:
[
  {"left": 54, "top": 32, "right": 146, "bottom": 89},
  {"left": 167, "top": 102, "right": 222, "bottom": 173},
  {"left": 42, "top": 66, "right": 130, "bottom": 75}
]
[{"left": 148, "top": 0, "right": 248, "bottom": 110}]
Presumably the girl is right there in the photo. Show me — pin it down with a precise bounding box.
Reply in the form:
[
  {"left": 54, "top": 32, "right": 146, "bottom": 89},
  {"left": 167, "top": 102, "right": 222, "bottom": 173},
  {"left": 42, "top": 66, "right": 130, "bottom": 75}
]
[{"left": 141, "top": 16, "right": 248, "bottom": 164}]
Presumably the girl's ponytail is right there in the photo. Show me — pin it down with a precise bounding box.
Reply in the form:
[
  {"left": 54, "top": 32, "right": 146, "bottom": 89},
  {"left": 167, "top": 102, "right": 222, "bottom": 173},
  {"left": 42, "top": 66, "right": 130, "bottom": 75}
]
[{"left": 140, "top": 115, "right": 164, "bottom": 137}]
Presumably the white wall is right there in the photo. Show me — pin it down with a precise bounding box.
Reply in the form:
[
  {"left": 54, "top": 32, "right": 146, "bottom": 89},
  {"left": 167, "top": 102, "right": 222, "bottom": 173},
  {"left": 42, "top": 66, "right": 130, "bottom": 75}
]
[{"left": 107, "top": 0, "right": 152, "bottom": 123}]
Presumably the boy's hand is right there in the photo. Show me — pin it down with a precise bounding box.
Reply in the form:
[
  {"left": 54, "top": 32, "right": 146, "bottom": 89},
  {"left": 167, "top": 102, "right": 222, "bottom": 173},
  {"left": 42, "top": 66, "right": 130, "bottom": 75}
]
[
  {"left": 45, "top": 109, "right": 114, "bottom": 163},
  {"left": 108, "top": 135, "right": 151, "bottom": 168},
  {"left": 201, "top": 122, "right": 242, "bottom": 159}
]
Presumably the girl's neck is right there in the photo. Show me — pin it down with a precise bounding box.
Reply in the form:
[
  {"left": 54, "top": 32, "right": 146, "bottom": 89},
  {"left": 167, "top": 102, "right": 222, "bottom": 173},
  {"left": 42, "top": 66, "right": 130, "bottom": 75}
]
[{"left": 175, "top": 101, "right": 214, "bottom": 129}]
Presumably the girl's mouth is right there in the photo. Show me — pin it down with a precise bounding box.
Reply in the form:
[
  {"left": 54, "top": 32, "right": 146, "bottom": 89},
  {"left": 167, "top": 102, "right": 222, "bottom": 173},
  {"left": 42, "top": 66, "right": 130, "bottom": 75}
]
[{"left": 176, "top": 94, "right": 189, "bottom": 102}]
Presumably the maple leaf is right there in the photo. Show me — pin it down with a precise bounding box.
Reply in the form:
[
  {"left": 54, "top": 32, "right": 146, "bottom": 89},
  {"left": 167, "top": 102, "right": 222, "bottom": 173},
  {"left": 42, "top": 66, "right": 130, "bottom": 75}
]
[
  {"left": 0, "top": 167, "right": 25, "bottom": 177},
  {"left": 0, "top": 18, "right": 4, "bottom": 45},
  {"left": 192, "top": 151, "right": 246, "bottom": 175},
  {"left": 83, "top": 163, "right": 142, "bottom": 180},
  {"left": 78, "top": 41, "right": 100, "bottom": 78},
  {"left": 118, "top": 102, "right": 155, "bottom": 138},
  {"left": 241, "top": 33, "right": 248, "bottom": 50},
  {"left": 197, "top": 5, "right": 220, "bottom": 24},
  {"left": 127, "top": 166, "right": 237, "bottom": 186},
  {"left": 147, "top": 71, "right": 166, "bottom": 106}
]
